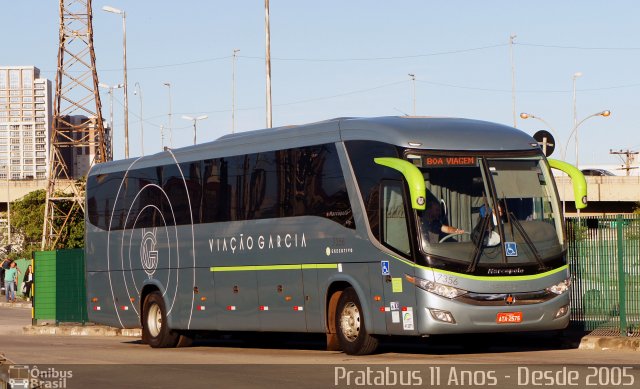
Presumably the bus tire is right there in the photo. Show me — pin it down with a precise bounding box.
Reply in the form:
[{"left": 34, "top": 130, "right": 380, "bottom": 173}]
[
  {"left": 142, "top": 291, "right": 180, "bottom": 348},
  {"left": 335, "top": 287, "right": 379, "bottom": 355}
]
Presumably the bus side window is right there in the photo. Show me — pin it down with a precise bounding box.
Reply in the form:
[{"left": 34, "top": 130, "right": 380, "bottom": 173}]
[{"left": 380, "top": 181, "right": 410, "bottom": 256}]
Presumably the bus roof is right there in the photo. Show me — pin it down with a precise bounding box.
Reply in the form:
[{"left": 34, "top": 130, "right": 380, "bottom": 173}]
[{"left": 89, "top": 116, "right": 539, "bottom": 175}]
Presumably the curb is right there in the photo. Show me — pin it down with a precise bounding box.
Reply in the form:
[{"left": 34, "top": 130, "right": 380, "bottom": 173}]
[
  {"left": 22, "top": 325, "right": 142, "bottom": 338},
  {"left": 579, "top": 335, "right": 640, "bottom": 352},
  {"left": 0, "top": 301, "right": 32, "bottom": 309}
]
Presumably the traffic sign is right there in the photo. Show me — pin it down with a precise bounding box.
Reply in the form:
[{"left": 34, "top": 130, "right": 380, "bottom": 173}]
[{"left": 533, "top": 130, "right": 556, "bottom": 157}]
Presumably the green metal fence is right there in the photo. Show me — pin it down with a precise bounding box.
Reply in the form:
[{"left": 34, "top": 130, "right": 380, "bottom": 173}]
[
  {"left": 568, "top": 214, "right": 640, "bottom": 337},
  {"left": 33, "top": 249, "right": 88, "bottom": 324}
]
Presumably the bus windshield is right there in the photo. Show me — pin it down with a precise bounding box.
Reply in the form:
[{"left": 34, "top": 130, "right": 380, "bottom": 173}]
[{"left": 408, "top": 153, "right": 564, "bottom": 275}]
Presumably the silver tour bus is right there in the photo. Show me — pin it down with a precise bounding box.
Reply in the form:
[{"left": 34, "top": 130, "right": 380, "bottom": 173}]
[{"left": 85, "top": 116, "right": 587, "bottom": 355}]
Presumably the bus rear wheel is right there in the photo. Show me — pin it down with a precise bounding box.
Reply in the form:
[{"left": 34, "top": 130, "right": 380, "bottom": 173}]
[
  {"left": 335, "top": 287, "right": 379, "bottom": 355},
  {"left": 142, "top": 291, "right": 180, "bottom": 348}
]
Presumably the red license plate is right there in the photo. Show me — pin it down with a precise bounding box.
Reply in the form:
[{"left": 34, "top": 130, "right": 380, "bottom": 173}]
[{"left": 496, "top": 312, "right": 522, "bottom": 323}]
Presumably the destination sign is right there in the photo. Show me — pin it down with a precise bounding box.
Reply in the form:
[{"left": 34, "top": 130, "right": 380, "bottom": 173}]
[{"left": 423, "top": 156, "right": 477, "bottom": 167}]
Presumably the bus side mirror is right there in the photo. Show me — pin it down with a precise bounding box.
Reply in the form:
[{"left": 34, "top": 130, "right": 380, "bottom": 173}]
[
  {"left": 548, "top": 158, "right": 588, "bottom": 209},
  {"left": 374, "top": 157, "right": 426, "bottom": 210}
]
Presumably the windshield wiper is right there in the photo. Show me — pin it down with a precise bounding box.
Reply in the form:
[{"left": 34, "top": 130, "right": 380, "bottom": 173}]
[
  {"left": 467, "top": 213, "right": 491, "bottom": 273},
  {"left": 504, "top": 209, "right": 548, "bottom": 271}
]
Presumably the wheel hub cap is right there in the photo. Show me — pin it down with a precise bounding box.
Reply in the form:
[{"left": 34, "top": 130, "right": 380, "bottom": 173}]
[{"left": 340, "top": 302, "right": 360, "bottom": 342}]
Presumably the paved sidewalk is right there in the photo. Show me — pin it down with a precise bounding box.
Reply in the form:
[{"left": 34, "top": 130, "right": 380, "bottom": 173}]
[
  {"left": 578, "top": 335, "right": 640, "bottom": 352},
  {"left": 0, "top": 300, "right": 141, "bottom": 337},
  {"left": 0, "top": 301, "right": 32, "bottom": 309},
  {"left": 22, "top": 323, "right": 141, "bottom": 337}
]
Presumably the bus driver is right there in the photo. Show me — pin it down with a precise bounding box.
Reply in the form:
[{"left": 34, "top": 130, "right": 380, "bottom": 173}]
[{"left": 422, "top": 199, "right": 464, "bottom": 243}]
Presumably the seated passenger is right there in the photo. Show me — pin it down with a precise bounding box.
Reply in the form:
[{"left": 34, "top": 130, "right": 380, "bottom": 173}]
[{"left": 472, "top": 201, "right": 505, "bottom": 246}]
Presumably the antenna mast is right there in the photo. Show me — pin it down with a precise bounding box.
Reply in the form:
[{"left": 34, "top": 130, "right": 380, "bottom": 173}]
[{"left": 42, "top": 0, "right": 108, "bottom": 250}]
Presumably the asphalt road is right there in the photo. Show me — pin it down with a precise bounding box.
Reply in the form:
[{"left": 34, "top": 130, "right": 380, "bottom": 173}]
[{"left": 1, "top": 305, "right": 639, "bottom": 388}]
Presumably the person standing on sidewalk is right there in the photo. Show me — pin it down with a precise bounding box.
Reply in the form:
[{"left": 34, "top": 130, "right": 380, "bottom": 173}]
[
  {"left": 22, "top": 264, "right": 33, "bottom": 301},
  {"left": 4, "top": 260, "right": 19, "bottom": 302},
  {"left": 0, "top": 256, "right": 10, "bottom": 295}
]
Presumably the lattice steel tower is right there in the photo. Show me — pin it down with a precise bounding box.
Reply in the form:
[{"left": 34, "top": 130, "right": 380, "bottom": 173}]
[{"left": 42, "top": 0, "right": 108, "bottom": 250}]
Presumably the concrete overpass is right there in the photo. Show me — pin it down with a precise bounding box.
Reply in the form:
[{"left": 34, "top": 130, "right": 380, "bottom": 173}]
[
  {"left": 0, "top": 179, "right": 77, "bottom": 204},
  {"left": 0, "top": 179, "right": 47, "bottom": 203},
  {"left": 554, "top": 175, "right": 640, "bottom": 216}
]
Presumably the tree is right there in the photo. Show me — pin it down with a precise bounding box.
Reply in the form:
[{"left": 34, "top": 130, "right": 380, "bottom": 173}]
[
  {"left": 9, "top": 189, "right": 45, "bottom": 259},
  {"left": 9, "top": 189, "right": 84, "bottom": 259}
]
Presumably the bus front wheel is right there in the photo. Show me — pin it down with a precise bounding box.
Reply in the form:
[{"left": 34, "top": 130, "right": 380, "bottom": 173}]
[
  {"left": 335, "top": 287, "right": 379, "bottom": 355},
  {"left": 142, "top": 291, "right": 180, "bottom": 348}
]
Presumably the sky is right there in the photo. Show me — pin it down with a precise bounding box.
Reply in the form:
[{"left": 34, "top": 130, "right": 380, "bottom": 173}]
[{"left": 3, "top": 0, "right": 640, "bottom": 169}]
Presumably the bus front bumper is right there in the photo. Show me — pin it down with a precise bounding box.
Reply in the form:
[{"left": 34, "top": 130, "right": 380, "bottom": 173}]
[{"left": 416, "top": 291, "right": 570, "bottom": 334}]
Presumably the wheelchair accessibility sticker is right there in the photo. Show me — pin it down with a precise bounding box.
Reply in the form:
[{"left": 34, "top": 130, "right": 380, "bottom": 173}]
[
  {"left": 381, "top": 260, "right": 390, "bottom": 276},
  {"left": 505, "top": 242, "right": 518, "bottom": 257}
]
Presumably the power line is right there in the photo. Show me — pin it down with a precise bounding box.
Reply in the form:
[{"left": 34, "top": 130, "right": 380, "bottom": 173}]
[
  {"left": 111, "top": 80, "right": 408, "bottom": 127},
  {"left": 35, "top": 41, "right": 640, "bottom": 75},
  {"left": 609, "top": 149, "right": 639, "bottom": 176},
  {"left": 518, "top": 42, "right": 640, "bottom": 51},
  {"left": 239, "top": 43, "right": 508, "bottom": 62},
  {"left": 39, "top": 43, "right": 508, "bottom": 74},
  {"left": 106, "top": 55, "right": 232, "bottom": 72},
  {"left": 417, "top": 79, "right": 640, "bottom": 93}
]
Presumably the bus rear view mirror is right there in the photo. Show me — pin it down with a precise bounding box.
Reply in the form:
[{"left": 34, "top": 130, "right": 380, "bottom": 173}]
[
  {"left": 548, "top": 158, "right": 588, "bottom": 209},
  {"left": 374, "top": 157, "right": 426, "bottom": 210}
]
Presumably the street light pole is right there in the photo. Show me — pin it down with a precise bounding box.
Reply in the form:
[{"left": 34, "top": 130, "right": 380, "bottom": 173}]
[
  {"left": 510, "top": 34, "right": 517, "bottom": 128},
  {"left": 182, "top": 115, "right": 208, "bottom": 145},
  {"left": 265, "top": 0, "right": 272, "bottom": 128},
  {"left": 566, "top": 110, "right": 611, "bottom": 165},
  {"left": 163, "top": 82, "right": 173, "bottom": 147},
  {"left": 98, "top": 82, "right": 124, "bottom": 160},
  {"left": 103, "top": 5, "right": 130, "bottom": 159},
  {"left": 6, "top": 159, "right": 9, "bottom": 245},
  {"left": 520, "top": 110, "right": 611, "bottom": 163},
  {"left": 520, "top": 111, "right": 568, "bottom": 216},
  {"left": 519, "top": 112, "right": 563, "bottom": 158},
  {"left": 134, "top": 82, "right": 144, "bottom": 156},
  {"left": 408, "top": 73, "right": 416, "bottom": 116},
  {"left": 521, "top": 112, "right": 569, "bottom": 217},
  {"left": 232, "top": 49, "right": 240, "bottom": 134},
  {"left": 160, "top": 125, "right": 165, "bottom": 151},
  {"left": 572, "top": 72, "right": 583, "bottom": 166},
  {"left": 520, "top": 110, "right": 609, "bottom": 217}
]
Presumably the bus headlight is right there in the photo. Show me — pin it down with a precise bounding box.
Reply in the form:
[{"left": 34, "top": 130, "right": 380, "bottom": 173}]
[
  {"left": 405, "top": 275, "right": 468, "bottom": 299},
  {"left": 546, "top": 278, "right": 572, "bottom": 295}
]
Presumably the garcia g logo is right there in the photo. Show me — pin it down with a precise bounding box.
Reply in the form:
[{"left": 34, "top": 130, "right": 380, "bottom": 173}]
[{"left": 140, "top": 228, "right": 159, "bottom": 277}]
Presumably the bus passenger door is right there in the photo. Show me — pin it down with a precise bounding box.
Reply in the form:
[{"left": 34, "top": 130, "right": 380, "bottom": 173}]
[{"left": 379, "top": 180, "right": 418, "bottom": 335}]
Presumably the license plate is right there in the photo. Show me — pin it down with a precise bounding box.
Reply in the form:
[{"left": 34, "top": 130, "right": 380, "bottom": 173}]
[{"left": 496, "top": 312, "right": 522, "bottom": 323}]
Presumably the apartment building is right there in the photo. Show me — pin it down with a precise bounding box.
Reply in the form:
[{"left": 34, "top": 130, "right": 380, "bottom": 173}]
[{"left": 0, "top": 66, "right": 52, "bottom": 180}]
